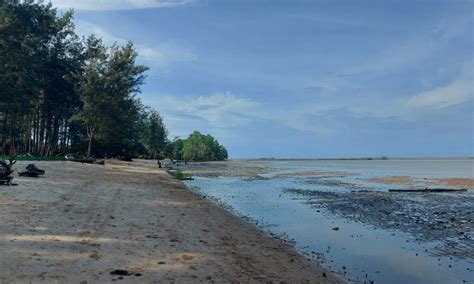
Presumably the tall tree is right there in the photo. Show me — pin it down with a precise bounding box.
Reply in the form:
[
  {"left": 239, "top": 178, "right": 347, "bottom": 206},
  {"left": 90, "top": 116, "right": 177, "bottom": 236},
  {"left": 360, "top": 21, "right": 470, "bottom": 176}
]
[
  {"left": 142, "top": 110, "right": 168, "bottom": 159},
  {"left": 74, "top": 39, "right": 148, "bottom": 158},
  {"left": 0, "top": 1, "right": 174, "bottom": 160},
  {"left": 0, "top": 0, "right": 82, "bottom": 156},
  {"left": 73, "top": 36, "right": 108, "bottom": 158}
]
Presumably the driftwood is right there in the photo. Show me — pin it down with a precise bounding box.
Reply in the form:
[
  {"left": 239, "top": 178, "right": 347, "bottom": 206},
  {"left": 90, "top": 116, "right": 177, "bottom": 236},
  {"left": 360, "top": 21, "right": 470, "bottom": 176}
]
[
  {"left": 19, "top": 164, "right": 45, "bottom": 177},
  {"left": 0, "top": 157, "right": 16, "bottom": 185},
  {"left": 389, "top": 188, "right": 468, "bottom": 193}
]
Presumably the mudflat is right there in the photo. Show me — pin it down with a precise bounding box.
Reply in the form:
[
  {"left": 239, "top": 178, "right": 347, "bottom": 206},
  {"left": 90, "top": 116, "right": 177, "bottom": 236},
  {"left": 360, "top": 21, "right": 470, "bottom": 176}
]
[{"left": 0, "top": 160, "right": 341, "bottom": 283}]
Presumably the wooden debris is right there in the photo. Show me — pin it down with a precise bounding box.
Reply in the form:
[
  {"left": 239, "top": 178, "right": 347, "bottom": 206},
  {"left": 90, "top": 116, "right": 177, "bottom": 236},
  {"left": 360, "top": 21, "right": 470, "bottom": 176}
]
[
  {"left": 0, "top": 157, "right": 16, "bottom": 185},
  {"left": 19, "top": 164, "right": 45, "bottom": 177}
]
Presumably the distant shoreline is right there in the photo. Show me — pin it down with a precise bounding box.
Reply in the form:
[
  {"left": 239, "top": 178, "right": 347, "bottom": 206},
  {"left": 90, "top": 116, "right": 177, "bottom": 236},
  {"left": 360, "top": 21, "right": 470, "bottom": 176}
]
[{"left": 228, "top": 157, "right": 474, "bottom": 161}]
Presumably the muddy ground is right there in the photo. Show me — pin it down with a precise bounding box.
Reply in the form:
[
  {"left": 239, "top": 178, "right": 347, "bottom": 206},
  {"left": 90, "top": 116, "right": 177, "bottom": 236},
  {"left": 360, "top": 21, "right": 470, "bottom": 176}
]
[
  {"left": 285, "top": 187, "right": 474, "bottom": 260},
  {"left": 0, "top": 160, "right": 342, "bottom": 283},
  {"left": 181, "top": 162, "right": 473, "bottom": 261}
]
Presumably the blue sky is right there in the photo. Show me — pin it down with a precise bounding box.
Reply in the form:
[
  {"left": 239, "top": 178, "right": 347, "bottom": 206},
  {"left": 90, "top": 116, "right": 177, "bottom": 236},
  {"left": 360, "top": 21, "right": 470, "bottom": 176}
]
[{"left": 50, "top": 0, "right": 473, "bottom": 158}]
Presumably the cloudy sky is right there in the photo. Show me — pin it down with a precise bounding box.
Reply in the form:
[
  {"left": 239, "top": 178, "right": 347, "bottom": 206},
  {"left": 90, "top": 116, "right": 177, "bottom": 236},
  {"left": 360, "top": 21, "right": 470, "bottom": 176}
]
[{"left": 49, "top": 0, "right": 473, "bottom": 158}]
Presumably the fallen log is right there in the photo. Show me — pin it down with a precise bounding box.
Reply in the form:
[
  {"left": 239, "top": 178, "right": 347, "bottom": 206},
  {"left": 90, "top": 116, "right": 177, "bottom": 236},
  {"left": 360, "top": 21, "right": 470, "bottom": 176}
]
[
  {"left": 389, "top": 188, "right": 468, "bottom": 193},
  {"left": 19, "top": 163, "right": 45, "bottom": 177}
]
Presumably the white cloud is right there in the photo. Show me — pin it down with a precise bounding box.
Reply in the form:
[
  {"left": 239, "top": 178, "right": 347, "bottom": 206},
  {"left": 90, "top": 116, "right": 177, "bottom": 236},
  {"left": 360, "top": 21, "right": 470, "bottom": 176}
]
[
  {"left": 75, "top": 21, "right": 196, "bottom": 68},
  {"left": 75, "top": 21, "right": 124, "bottom": 46},
  {"left": 304, "top": 17, "right": 473, "bottom": 97},
  {"left": 137, "top": 46, "right": 196, "bottom": 65},
  {"left": 406, "top": 68, "right": 473, "bottom": 110},
  {"left": 357, "top": 17, "right": 471, "bottom": 75},
  {"left": 147, "top": 92, "right": 333, "bottom": 138},
  {"left": 48, "top": 0, "right": 195, "bottom": 11},
  {"left": 157, "top": 92, "right": 260, "bottom": 127}
]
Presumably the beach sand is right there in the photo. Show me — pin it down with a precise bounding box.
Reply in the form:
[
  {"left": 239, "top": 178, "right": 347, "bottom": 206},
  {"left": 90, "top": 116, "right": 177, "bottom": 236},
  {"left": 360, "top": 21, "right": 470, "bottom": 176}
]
[{"left": 0, "top": 160, "right": 342, "bottom": 283}]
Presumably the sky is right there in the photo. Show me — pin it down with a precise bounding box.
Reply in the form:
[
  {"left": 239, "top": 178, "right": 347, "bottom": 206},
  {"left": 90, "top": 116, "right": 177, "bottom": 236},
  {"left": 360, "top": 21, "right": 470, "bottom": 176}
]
[{"left": 49, "top": 0, "right": 473, "bottom": 158}]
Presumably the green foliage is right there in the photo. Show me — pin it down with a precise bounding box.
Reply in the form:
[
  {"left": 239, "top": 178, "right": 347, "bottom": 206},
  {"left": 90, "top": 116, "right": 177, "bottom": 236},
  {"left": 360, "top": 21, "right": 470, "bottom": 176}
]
[
  {"left": 167, "top": 169, "right": 193, "bottom": 180},
  {"left": 0, "top": 1, "right": 155, "bottom": 159},
  {"left": 166, "top": 138, "right": 184, "bottom": 160},
  {"left": 74, "top": 39, "right": 149, "bottom": 158},
  {"left": 0, "top": 1, "right": 227, "bottom": 161},
  {"left": 181, "top": 131, "right": 228, "bottom": 162},
  {"left": 141, "top": 110, "right": 167, "bottom": 159},
  {"left": 0, "top": 0, "right": 83, "bottom": 156}
]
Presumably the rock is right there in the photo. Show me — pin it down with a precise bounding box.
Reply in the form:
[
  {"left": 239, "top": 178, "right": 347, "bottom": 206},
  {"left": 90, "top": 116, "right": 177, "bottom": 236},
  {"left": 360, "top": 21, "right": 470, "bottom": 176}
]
[{"left": 110, "top": 269, "right": 131, "bottom": 276}]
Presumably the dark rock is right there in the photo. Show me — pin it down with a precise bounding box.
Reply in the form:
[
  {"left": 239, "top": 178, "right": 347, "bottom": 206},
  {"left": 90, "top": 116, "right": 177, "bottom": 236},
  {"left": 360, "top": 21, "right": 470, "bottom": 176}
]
[{"left": 110, "top": 270, "right": 131, "bottom": 276}]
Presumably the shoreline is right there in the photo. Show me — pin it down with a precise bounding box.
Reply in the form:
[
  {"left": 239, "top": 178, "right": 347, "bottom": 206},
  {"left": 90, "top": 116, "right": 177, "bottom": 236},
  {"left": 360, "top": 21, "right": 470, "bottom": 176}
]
[
  {"left": 0, "top": 160, "right": 342, "bottom": 283},
  {"left": 228, "top": 157, "right": 474, "bottom": 161}
]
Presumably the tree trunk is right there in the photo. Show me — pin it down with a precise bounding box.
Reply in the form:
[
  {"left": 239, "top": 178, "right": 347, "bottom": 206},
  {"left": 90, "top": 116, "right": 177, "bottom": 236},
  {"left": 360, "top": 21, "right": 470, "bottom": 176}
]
[{"left": 87, "top": 136, "right": 92, "bottom": 158}]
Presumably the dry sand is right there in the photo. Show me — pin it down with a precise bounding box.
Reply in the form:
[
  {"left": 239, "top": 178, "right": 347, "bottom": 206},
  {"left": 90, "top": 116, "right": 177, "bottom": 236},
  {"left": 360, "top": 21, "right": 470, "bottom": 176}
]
[{"left": 0, "top": 160, "right": 342, "bottom": 283}]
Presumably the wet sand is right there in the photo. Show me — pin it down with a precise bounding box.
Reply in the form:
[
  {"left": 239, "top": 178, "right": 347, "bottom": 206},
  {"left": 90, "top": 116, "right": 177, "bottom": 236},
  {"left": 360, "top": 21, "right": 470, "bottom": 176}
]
[
  {"left": 274, "top": 171, "right": 359, "bottom": 179},
  {"left": 0, "top": 160, "right": 341, "bottom": 283},
  {"left": 367, "top": 176, "right": 474, "bottom": 188},
  {"left": 286, "top": 188, "right": 474, "bottom": 259}
]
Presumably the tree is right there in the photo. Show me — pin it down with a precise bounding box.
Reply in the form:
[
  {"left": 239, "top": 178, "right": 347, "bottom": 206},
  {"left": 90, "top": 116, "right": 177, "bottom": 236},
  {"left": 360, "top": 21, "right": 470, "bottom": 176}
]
[
  {"left": 181, "top": 131, "right": 228, "bottom": 162},
  {"left": 142, "top": 110, "right": 167, "bottom": 159},
  {"left": 73, "top": 36, "right": 108, "bottom": 158},
  {"left": 0, "top": 0, "right": 83, "bottom": 156},
  {"left": 166, "top": 137, "right": 184, "bottom": 160},
  {"left": 0, "top": 1, "right": 198, "bottom": 160},
  {"left": 94, "top": 43, "right": 148, "bottom": 157},
  {"left": 74, "top": 38, "right": 149, "bottom": 158}
]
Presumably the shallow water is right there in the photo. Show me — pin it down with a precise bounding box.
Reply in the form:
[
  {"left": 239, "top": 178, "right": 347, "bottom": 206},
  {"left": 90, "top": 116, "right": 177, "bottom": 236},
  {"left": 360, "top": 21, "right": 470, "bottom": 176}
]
[{"left": 184, "top": 159, "right": 474, "bottom": 283}]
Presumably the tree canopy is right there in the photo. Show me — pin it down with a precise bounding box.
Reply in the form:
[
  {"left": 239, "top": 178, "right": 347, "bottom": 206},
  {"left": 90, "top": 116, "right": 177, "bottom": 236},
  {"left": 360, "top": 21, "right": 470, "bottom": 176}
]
[
  {"left": 181, "top": 131, "right": 228, "bottom": 162},
  {"left": 0, "top": 0, "right": 228, "bottom": 161},
  {"left": 1, "top": 0, "right": 82, "bottom": 156}
]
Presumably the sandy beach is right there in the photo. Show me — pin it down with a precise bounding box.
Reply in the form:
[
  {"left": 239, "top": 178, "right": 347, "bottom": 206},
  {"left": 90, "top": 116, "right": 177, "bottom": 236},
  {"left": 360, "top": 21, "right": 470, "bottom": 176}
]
[{"left": 0, "top": 160, "right": 341, "bottom": 283}]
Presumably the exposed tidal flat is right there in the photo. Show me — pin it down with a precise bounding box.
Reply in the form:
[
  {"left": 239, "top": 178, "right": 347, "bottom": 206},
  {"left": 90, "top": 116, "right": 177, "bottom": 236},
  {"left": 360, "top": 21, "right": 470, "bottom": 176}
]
[{"left": 181, "top": 158, "right": 474, "bottom": 283}]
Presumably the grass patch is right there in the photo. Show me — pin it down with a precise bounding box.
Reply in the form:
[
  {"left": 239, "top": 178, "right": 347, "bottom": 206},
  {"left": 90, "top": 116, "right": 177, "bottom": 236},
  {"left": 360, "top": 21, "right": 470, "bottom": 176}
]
[{"left": 167, "top": 169, "right": 193, "bottom": 180}]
